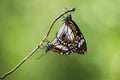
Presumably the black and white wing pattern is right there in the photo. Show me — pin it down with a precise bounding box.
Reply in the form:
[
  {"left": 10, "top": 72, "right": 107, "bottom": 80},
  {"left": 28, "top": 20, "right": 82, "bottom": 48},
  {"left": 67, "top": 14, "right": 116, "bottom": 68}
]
[{"left": 45, "top": 15, "right": 87, "bottom": 54}]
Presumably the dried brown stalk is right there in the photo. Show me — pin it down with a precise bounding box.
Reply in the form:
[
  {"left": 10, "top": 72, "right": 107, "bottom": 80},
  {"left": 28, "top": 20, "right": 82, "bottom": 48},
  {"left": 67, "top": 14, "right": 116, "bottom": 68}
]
[{"left": 0, "top": 8, "right": 75, "bottom": 80}]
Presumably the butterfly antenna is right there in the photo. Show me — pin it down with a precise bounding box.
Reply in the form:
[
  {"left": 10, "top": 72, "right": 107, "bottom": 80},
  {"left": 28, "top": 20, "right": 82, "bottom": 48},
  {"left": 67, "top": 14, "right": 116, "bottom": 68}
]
[
  {"left": 61, "top": 14, "right": 65, "bottom": 22},
  {"left": 44, "top": 39, "right": 50, "bottom": 43},
  {"left": 36, "top": 53, "right": 47, "bottom": 60}
]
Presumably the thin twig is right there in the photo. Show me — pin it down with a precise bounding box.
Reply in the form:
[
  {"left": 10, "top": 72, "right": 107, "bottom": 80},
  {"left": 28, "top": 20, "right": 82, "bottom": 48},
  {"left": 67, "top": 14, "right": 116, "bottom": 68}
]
[{"left": 0, "top": 8, "right": 75, "bottom": 80}]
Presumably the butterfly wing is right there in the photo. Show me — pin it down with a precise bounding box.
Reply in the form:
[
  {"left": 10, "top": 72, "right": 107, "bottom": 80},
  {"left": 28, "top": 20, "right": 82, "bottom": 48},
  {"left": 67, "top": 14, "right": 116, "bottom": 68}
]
[
  {"left": 49, "top": 38, "right": 70, "bottom": 54},
  {"left": 48, "top": 22, "right": 75, "bottom": 54},
  {"left": 64, "top": 17, "right": 87, "bottom": 54},
  {"left": 56, "top": 23, "right": 75, "bottom": 42},
  {"left": 46, "top": 15, "right": 87, "bottom": 54}
]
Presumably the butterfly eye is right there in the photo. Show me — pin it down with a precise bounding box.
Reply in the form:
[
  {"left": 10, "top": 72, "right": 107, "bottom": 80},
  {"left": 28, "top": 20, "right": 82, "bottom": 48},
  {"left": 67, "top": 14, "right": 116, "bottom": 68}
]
[{"left": 46, "top": 15, "right": 87, "bottom": 54}]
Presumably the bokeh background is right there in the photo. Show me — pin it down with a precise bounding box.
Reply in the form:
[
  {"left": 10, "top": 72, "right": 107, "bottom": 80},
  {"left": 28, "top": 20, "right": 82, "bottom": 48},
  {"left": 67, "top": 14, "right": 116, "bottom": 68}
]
[{"left": 0, "top": 0, "right": 120, "bottom": 80}]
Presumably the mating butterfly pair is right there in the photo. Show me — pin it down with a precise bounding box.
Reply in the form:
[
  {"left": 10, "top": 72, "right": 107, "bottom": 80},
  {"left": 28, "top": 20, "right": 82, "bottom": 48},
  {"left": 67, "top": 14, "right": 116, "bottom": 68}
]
[{"left": 45, "top": 15, "right": 87, "bottom": 55}]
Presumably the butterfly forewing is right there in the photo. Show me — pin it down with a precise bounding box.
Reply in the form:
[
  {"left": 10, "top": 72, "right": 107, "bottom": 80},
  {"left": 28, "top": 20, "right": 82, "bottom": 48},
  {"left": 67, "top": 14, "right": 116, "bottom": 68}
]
[{"left": 56, "top": 23, "right": 75, "bottom": 41}]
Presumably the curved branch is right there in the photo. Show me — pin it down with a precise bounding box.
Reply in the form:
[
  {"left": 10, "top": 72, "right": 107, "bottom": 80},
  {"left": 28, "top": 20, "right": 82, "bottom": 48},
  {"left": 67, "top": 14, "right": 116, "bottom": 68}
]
[{"left": 0, "top": 8, "right": 75, "bottom": 80}]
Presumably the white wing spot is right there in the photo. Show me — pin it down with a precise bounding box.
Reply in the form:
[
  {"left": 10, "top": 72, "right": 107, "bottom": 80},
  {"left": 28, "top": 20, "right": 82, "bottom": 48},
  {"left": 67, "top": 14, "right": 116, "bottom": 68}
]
[
  {"left": 81, "top": 35, "right": 83, "bottom": 38},
  {"left": 75, "top": 47, "right": 77, "bottom": 50},
  {"left": 60, "top": 52, "right": 63, "bottom": 54},
  {"left": 75, "top": 40, "right": 78, "bottom": 43},
  {"left": 66, "top": 52, "right": 69, "bottom": 54},
  {"left": 68, "top": 44, "right": 70, "bottom": 46},
  {"left": 56, "top": 45, "right": 68, "bottom": 51},
  {"left": 78, "top": 39, "right": 84, "bottom": 48}
]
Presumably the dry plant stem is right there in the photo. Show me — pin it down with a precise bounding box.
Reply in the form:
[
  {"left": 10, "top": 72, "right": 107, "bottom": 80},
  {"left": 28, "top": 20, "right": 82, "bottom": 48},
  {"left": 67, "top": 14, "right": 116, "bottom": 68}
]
[{"left": 0, "top": 8, "right": 75, "bottom": 80}]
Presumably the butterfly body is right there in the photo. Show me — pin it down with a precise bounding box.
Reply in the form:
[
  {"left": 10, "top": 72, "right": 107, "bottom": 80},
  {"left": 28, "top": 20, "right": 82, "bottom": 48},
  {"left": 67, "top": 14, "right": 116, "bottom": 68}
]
[{"left": 46, "top": 15, "right": 87, "bottom": 54}]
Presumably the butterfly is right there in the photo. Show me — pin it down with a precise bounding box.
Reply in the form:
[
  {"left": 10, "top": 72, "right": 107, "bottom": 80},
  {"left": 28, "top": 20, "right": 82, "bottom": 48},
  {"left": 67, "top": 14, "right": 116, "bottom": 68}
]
[{"left": 45, "top": 15, "right": 87, "bottom": 55}]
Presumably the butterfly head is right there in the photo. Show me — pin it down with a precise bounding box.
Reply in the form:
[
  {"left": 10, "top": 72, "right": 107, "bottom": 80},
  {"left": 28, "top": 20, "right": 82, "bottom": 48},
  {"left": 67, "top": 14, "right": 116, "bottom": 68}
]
[
  {"left": 64, "top": 15, "right": 72, "bottom": 23},
  {"left": 45, "top": 43, "right": 51, "bottom": 53}
]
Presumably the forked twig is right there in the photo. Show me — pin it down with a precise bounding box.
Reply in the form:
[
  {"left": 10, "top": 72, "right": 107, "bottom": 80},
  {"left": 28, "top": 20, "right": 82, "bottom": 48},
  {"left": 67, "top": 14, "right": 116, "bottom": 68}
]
[{"left": 0, "top": 8, "right": 75, "bottom": 80}]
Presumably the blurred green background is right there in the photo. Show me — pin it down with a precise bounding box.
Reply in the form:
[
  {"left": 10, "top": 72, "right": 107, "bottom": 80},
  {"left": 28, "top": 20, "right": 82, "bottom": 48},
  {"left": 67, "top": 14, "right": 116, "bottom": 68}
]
[{"left": 0, "top": 0, "right": 120, "bottom": 80}]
